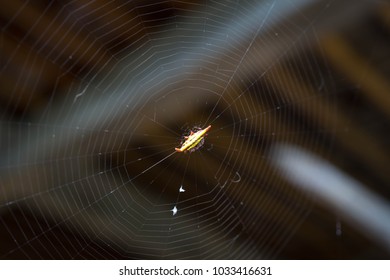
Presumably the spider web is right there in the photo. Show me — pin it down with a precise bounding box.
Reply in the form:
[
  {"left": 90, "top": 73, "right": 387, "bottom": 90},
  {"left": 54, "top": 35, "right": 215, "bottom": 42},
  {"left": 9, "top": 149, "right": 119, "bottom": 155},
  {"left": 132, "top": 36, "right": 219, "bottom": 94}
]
[{"left": 1, "top": 0, "right": 385, "bottom": 259}]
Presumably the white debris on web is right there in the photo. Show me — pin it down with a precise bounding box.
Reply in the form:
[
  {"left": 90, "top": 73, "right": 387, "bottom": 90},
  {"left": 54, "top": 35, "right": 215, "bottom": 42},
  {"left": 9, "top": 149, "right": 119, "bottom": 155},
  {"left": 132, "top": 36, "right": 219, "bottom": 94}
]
[
  {"left": 73, "top": 84, "right": 89, "bottom": 103},
  {"left": 231, "top": 172, "right": 241, "bottom": 183},
  {"left": 171, "top": 206, "right": 178, "bottom": 216}
]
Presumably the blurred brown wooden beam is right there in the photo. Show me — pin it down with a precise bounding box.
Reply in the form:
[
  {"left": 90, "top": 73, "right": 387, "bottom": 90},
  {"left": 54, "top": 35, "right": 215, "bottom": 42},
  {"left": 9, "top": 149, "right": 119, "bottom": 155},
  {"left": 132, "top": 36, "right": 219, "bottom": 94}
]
[
  {"left": 67, "top": 0, "right": 149, "bottom": 55},
  {"left": 1, "top": 0, "right": 111, "bottom": 74},
  {"left": 377, "top": 2, "right": 390, "bottom": 30},
  {"left": 321, "top": 35, "right": 390, "bottom": 119},
  {"left": 0, "top": 33, "right": 73, "bottom": 115}
]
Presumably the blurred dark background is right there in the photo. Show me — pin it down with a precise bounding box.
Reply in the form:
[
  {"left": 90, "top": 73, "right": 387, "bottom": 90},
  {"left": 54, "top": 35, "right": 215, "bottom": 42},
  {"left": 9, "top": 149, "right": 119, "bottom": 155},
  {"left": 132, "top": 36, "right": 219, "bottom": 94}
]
[{"left": 0, "top": 0, "right": 389, "bottom": 259}]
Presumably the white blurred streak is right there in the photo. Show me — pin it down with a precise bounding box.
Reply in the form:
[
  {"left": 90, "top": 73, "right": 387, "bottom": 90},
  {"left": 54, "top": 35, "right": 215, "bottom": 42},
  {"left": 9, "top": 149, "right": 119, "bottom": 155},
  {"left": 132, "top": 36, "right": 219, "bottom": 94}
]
[{"left": 272, "top": 144, "right": 390, "bottom": 251}]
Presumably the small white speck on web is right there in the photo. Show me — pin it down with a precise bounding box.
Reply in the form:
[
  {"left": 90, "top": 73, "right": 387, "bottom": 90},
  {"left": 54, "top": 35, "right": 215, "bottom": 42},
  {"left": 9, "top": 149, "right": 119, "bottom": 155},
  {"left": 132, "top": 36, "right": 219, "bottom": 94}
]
[
  {"left": 179, "top": 185, "right": 185, "bottom": 192},
  {"left": 171, "top": 206, "right": 178, "bottom": 216}
]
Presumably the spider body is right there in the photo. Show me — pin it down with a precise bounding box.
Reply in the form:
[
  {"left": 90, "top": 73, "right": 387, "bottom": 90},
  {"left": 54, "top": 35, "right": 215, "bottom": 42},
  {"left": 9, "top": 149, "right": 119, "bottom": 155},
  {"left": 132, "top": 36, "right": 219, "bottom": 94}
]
[{"left": 175, "top": 125, "right": 211, "bottom": 153}]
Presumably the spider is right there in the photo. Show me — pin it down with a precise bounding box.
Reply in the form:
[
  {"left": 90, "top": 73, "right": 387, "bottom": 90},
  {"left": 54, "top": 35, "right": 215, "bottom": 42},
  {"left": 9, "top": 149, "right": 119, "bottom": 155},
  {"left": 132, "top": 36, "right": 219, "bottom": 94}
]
[{"left": 175, "top": 125, "right": 211, "bottom": 153}]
